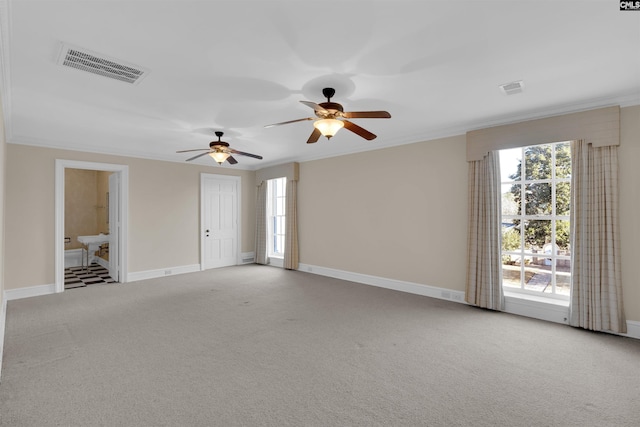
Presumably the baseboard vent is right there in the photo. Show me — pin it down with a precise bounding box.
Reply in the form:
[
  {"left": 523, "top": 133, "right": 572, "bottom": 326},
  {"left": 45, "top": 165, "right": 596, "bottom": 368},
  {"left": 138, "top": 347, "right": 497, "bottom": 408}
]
[
  {"left": 57, "top": 43, "right": 149, "bottom": 85},
  {"left": 241, "top": 252, "right": 255, "bottom": 264}
]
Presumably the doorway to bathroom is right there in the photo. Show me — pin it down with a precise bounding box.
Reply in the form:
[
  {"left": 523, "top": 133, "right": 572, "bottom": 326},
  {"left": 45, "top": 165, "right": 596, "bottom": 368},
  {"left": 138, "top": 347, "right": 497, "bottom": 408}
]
[{"left": 55, "top": 160, "right": 129, "bottom": 293}]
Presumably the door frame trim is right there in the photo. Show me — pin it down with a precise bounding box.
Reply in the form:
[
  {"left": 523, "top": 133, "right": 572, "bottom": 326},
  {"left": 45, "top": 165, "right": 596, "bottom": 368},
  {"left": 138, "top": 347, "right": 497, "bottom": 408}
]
[
  {"left": 55, "top": 160, "right": 129, "bottom": 293},
  {"left": 200, "top": 173, "right": 241, "bottom": 270}
]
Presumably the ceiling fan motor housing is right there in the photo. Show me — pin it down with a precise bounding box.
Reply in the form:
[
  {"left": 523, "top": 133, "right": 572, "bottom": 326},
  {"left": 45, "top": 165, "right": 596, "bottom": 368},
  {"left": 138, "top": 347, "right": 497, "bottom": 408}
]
[
  {"left": 317, "top": 102, "right": 344, "bottom": 118},
  {"left": 209, "top": 141, "right": 229, "bottom": 149}
]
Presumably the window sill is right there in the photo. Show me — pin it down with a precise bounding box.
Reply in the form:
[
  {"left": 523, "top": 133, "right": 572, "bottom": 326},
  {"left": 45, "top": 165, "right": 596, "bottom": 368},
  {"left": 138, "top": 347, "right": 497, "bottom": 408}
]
[
  {"left": 504, "top": 290, "right": 569, "bottom": 307},
  {"left": 503, "top": 290, "right": 570, "bottom": 324},
  {"left": 268, "top": 256, "right": 284, "bottom": 268}
]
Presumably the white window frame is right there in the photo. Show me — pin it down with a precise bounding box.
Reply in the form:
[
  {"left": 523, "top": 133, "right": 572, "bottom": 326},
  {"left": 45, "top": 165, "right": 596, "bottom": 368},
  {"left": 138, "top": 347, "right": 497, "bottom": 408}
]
[
  {"left": 500, "top": 142, "right": 571, "bottom": 301},
  {"left": 267, "top": 177, "right": 286, "bottom": 260}
]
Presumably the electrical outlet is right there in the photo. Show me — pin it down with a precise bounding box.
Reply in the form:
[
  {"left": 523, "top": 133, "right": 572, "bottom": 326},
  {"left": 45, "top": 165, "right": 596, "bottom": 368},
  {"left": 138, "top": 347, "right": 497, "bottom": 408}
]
[
  {"left": 164, "top": 270, "right": 172, "bottom": 276},
  {"left": 452, "top": 293, "right": 463, "bottom": 302}
]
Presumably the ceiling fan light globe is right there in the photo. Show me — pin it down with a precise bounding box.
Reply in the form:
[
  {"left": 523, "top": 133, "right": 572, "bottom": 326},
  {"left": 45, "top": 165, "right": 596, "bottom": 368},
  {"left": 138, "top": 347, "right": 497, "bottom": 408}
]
[
  {"left": 314, "top": 118, "right": 344, "bottom": 138},
  {"left": 209, "top": 151, "right": 230, "bottom": 164}
]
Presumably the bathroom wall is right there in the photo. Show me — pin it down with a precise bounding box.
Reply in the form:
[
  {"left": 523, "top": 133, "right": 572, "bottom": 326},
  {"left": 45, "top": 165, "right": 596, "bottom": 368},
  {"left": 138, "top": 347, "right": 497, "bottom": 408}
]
[
  {"left": 64, "top": 168, "right": 111, "bottom": 251},
  {"left": 96, "top": 171, "right": 110, "bottom": 232}
]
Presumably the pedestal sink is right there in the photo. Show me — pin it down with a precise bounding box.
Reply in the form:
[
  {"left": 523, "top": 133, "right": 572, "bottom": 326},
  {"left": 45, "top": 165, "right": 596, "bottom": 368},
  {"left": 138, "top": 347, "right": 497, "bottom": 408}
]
[{"left": 78, "top": 234, "right": 111, "bottom": 270}]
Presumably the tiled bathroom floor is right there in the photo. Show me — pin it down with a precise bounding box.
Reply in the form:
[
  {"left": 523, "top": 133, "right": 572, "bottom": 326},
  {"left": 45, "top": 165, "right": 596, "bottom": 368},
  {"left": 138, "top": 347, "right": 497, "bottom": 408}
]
[{"left": 64, "top": 264, "right": 117, "bottom": 289}]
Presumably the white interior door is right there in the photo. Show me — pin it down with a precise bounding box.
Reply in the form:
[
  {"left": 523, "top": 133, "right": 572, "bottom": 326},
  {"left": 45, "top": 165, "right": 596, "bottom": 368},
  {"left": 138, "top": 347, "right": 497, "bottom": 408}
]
[
  {"left": 201, "top": 174, "right": 240, "bottom": 269},
  {"left": 108, "top": 173, "right": 120, "bottom": 281}
]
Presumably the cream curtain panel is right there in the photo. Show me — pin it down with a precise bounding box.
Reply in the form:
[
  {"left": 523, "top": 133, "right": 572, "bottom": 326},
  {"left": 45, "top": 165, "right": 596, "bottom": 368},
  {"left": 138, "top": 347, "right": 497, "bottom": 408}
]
[
  {"left": 570, "top": 140, "right": 626, "bottom": 333},
  {"left": 466, "top": 151, "right": 504, "bottom": 310},
  {"left": 284, "top": 179, "right": 299, "bottom": 270},
  {"left": 255, "top": 181, "right": 268, "bottom": 265}
]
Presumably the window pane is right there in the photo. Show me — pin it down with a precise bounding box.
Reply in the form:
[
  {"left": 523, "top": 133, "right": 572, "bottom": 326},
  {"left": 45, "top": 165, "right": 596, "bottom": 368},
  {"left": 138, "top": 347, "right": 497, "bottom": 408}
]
[
  {"left": 502, "top": 263, "right": 521, "bottom": 289},
  {"left": 277, "top": 235, "right": 285, "bottom": 254},
  {"left": 556, "top": 182, "right": 570, "bottom": 215},
  {"left": 502, "top": 222, "right": 520, "bottom": 251},
  {"left": 276, "top": 197, "right": 285, "bottom": 216},
  {"left": 525, "top": 144, "right": 551, "bottom": 180},
  {"left": 523, "top": 258, "right": 552, "bottom": 293},
  {"left": 502, "top": 184, "right": 520, "bottom": 215},
  {"left": 555, "top": 142, "right": 571, "bottom": 179},
  {"left": 523, "top": 220, "right": 551, "bottom": 250},
  {"left": 500, "top": 147, "right": 522, "bottom": 182},
  {"left": 525, "top": 183, "right": 551, "bottom": 215},
  {"left": 555, "top": 275, "right": 571, "bottom": 296},
  {"left": 556, "top": 220, "right": 570, "bottom": 250}
]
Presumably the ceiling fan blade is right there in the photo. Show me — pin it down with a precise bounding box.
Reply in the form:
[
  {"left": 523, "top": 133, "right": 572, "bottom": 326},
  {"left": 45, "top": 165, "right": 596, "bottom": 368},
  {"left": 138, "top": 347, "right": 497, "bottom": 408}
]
[
  {"left": 264, "top": 117, "right": 314, "bottom": 128},
  {"left": 307, "top": 128, "right": 321, "bottom": 144},
  {"left": 300, "top": 100, "right": 329, "bottom": 114},
  {"left": 228, "top": 149, "right": 263, "bottom": 160},
  {"left": 226, "top": 156, "right": 238, "bottom": 165},
  {"left": 343, "top": 120, "right": 377, "bottom": 140},
  {"left": 176, "top": 148, "right": 209, "bottom": 153},
  {"left": 343, "top": 111, "right": 391, "bottom": 119},
  {"left": 185, "top": 152, "right": 211, "bottom": 161}
]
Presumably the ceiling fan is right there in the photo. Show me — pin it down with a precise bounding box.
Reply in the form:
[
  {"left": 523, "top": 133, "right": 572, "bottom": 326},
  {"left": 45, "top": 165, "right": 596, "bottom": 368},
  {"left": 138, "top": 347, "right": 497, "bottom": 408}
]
[
  {"left": 265, "top": 87, "right": 391, "bottom": 143},
  {"left": 176, "top": 131, "right": 263, "bottom": 165}
]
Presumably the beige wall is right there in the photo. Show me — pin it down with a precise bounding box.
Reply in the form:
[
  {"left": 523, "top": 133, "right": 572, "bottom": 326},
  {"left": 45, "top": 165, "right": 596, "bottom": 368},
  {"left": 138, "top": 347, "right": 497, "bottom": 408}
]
[
  {"left": 618, "top": 105, "right": 640, "bottom": 322},
  {"left": 298, "top": 135, "right": 468, "bottom": 290},
  {"left": 298, "top": 105, "right": 640, "bottom": 324},
  {"left": 4, "top": 145, "right": 256, "bottom": 289},
  {"left": 4, "top": 106, "right": 639, "bottom": 325},
  {"left": 0, "top": 97, "right": 5, "bottom": 308},
  {"left": 96, "top": 170, "right": 110, "bottom": 232}
]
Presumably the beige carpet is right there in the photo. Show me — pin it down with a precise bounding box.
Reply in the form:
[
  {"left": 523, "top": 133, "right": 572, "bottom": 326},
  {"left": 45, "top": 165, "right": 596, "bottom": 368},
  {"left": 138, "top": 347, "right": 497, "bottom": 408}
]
[{"left": 1, "top": 265, "right": 639, "bottom": 426}]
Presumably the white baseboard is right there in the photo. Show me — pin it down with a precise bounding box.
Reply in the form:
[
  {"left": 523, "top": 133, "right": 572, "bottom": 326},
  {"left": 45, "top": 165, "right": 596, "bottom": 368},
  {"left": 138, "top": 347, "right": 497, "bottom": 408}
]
[
  {"left": 95, "top": 257, "right": 109, "bottom": 269},
  {"left": 297, "top": 263, "right": 466, "bottom": 304},
  {"left": 298, "top": 263, "right": 639, "bottom": 340},
  {"left": 620, "top": 320, "right": 640, "bottom": 340},
  {"left": 128, "top": 264, "right": 201, "bottom": 282},
  {"left": 0, "top": 297, "right": 6, "bottom": 382},
  {"left": 64, "top": 248, "right": 83, "bottom": 268},
  {"left": 4, "top": 284, "right": 57, "bottom": 301}
]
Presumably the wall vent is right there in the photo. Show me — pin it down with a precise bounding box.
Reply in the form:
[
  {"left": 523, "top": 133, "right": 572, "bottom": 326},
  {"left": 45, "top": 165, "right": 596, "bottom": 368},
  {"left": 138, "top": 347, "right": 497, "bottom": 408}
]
[
  {"left": 241, "top": 253, "right": 256, "bottom": 264},
  {"left": 57, "top": 43, "right": 149, "bottom": 85},
  {"left": 499, "top": 80, "right": 525, "bottom": 95}
]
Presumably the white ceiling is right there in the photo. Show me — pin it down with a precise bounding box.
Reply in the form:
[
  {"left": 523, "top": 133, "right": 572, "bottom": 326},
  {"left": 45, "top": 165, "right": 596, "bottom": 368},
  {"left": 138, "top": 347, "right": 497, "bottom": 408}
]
[{"left": 1, "top": 0, "right": 639, "bottom": 170}]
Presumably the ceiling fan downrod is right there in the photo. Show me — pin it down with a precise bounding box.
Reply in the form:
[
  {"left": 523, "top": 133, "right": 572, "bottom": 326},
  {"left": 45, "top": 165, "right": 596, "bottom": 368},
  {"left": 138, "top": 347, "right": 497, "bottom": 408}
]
[{"left": 322, "top": 87, "right": 335, "bottom": 102}]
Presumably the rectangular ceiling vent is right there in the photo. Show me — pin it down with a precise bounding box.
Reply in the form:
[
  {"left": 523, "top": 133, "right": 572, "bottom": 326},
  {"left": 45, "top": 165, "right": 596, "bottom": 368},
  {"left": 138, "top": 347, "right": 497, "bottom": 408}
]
[
  {"left": 499, "top": 80, "right": 525, "bottom": 95},
  {"left": 57, "top": 44, "right": 149, "bottom": 85}
]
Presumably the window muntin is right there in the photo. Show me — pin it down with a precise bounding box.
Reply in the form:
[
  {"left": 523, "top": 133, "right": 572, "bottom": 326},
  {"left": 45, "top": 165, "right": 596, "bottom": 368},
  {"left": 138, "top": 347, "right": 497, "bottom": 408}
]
[
  {"left": 500, "top": 142, "right": 571, "bottom": 298},
  {"left": 267, "top": 177, "right": 286, "bottom": 257}
]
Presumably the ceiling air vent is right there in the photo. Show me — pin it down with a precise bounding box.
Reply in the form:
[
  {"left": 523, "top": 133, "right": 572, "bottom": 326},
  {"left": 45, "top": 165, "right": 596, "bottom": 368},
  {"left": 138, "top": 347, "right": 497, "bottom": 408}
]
[
  {"left": 57, "top": 44, "right": 149, "bottom": 85},
  {"left": 499, "top": 80, "right": 525, "bottom": 95}
]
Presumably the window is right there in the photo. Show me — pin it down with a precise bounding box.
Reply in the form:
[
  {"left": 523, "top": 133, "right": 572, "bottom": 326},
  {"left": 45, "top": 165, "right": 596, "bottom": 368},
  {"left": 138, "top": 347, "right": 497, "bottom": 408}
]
[
  {"left": 267, "top": 177, "right": 286, "bottom": 258},
  {"left": 500, "top": 142, "right": 571, "bottom": 298}
]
